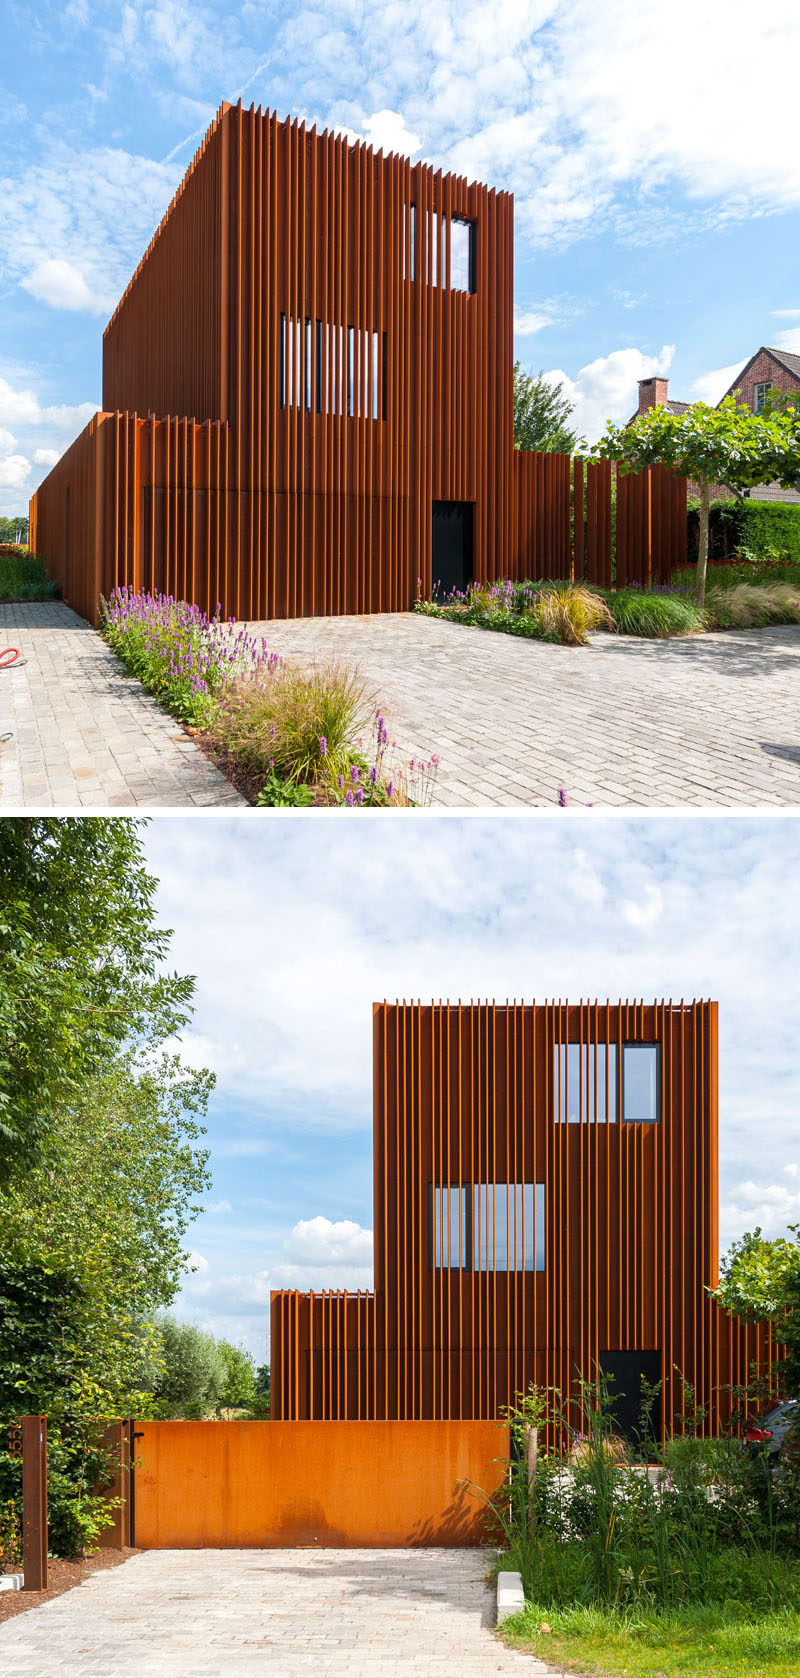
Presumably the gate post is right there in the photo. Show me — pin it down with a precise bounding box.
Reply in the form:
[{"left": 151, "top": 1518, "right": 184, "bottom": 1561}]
[{"left": 21, "top": 1414, "right": 48, "bottom": 1591}]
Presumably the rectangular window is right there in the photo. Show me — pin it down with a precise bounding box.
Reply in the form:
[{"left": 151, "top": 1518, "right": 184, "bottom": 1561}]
[
  {"left": 431, "top": 1183, "right": 470, "bottom": 1269},
  {"left": 474, "top": 1184, "right": 544, "bottom": 1272},
  {"left": 372, "top": 329, "right": 379, "bottom": 420},
  {"left": 431, "top": 1182, "right": 545, "bottom": 1271},
  {"left": 315, "top": 320, "right": 323, "bottom": 414},
  {"left": 279, "top": 313, "right": 286, "bottom": 408},
  {"left": 409, "top": 204, "right": 416, "bottom": 280},
  {"left": 556, "top": 1043, "right": 618, "bottom": 1123},
  {"left": 347, "top": 326, "right": 355, "bottom": 417},
  {"left": 754, "top": 381, "right": 772, "bottom": 413},
  {"left": 622, "top": 1044, "right": 661, "bottom": 1122},
  {"left": 451, "top": 217, "right": 476, "bottom": 293},
  {"left": 430, "top": 210, "right": 438, "bottom": 286},
  {"left": 305, "top": 319, "right": 312, "bottom": 413},
  {"left": 382, "top": 332, "right": 387, "bottom": 421}
]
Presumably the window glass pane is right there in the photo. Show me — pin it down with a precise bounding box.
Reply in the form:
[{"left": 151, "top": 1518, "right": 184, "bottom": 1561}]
[
  {"left": 623, "top": 1044, "right": 660, "bottom": 1122},
  {"left": 432, "top": 1183, "right": 468, "bottom": 1268},
  {"left": 587, "top": 1043, "right": 617, "bottom": 1123},
  {"left": 410, "top": 205, "right": 416, "bottom": 280},
  {"left": 473, "top": 1184, "right": 542, "bottom": 1271},
  {"left": 557, "top": 1042, "right": 617, "bottom": 1122},
  {"left": 451, "top": 218, "right": 473, "bottom": 291},
  {"left": 305, "top": 319, "right": 312, "bottom": 412},
  {"left": 279, "top": 314, "right": 286, "bottom": 408}
]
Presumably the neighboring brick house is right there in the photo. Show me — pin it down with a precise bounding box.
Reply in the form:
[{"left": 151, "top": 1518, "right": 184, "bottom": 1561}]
[{"left": 630, "top": 349, "right": 800, "bottom": 504}]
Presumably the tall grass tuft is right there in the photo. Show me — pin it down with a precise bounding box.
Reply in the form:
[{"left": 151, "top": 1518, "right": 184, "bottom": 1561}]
[
  {"left": 609, "top": 588, "right": 706, "bottom": 638},
  {"left": 207, "top": 662, "right": 374, "bottom": 787},
  {"left": 0, "top": 547, "right": 60, "bottom": 602},
  {"left": 705, "top": 581, "right": 800, "bottom": 629}
]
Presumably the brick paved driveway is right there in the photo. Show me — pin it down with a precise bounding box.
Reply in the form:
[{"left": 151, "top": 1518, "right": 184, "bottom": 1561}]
[
  {"left": 0, "top": 1548, "right": 564, "bottom": 1677},
  {"left": 0, "top": 603, "right": 244, "bottom": 808},
  {"left": 257, "top": 612, "right": 800, "bottom": 807}
]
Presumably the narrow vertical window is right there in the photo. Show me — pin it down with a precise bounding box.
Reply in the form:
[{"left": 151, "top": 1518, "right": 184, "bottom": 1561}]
[
  {"left": 295, "top": 320, "right": 301, "bottom": 408},
  {"left": 431, "top": 1184, "right": 469, "bottom": 1269},
  {"left": 622, "top": 1045, "right": 661, "bottom": 1122},
  {"left": 473, "top": 1184, "right": 544, "bottom": 1272},
  {"left": 409, "top": 204, "right": 416, "bottom": 280},
  {"left": 279, "top": 313, "right": 286, "bottom": 409},
  {"left": 431, "top": 210, "right": 438, "bottom": 286},
  {"left": 305, "top": 319, "right": 312, "bottom": 412},
  {"left": 371, "top": 330, "right": 379, "bottom": 419},
  {"left": 315, "top": 321, "right": 323, "bottom": 414},
  {"left": 382, "top": 332, "right": 387, "bottom": 421},
  {"left": 556, "top": 1043, "right": 618, "bottom": 1123},
  {"left": 451, "top": 218, "right": 476, "bottom": 293},
  {"left": 347, "top": 326, "right": 355, "bottom": 417}
]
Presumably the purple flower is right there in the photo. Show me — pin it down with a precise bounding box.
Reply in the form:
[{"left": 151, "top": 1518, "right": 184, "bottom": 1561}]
[
  {"left": 558, "top": 788, "right": 568, "bottom": 807},
  {"left": 346, "top": 788, "right": 355, "bottom": 807},
  {"left": 319, "top": 735, "right": 328, "bottom": 756},
  {"left": 350, "top": 764, "right": 359, "bottom": 782},
  {"left": 356, "top": 788, "right": 364, "bottom": 805}
]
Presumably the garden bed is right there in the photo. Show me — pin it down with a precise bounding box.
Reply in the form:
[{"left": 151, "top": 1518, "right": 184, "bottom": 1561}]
[
  {"left": 99, "top": 588, "right": 439, "bottom": 807},
  {"left": 415, "top": 567, "right": 800, "bottom": 645}
]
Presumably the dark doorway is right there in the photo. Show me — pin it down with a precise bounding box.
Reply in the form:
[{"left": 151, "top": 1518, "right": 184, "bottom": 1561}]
[
  {"left": 431, "top": 500, "right": 473, "bottom": 598},
  {"left": 599, "top": 1350, "right": 662, "bottom": 1444}
]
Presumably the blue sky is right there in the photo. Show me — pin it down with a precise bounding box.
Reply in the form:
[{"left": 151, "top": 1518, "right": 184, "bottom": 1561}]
[
  {"left": 2, "top": 0, "right": 800, "bottom": 513},
  {"left": 142, "top": 815, "right": 800, "bottom": 1361}
]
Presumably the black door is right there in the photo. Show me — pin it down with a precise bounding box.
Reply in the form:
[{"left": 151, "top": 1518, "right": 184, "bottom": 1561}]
[
  {"left": 431, "top": 501, "right": 474, "bottom": 599},
  {"left": 599, "top": 1350, "right": 662, "bottom": 1443}
]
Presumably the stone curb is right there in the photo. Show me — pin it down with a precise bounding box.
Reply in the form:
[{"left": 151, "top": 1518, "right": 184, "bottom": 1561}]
[
  {"left": 0, "top": 1572, "right": 24, "bottom": 1592},
  {"left": 496, "top": 1568, "right": 525, "bottom": 1622}
]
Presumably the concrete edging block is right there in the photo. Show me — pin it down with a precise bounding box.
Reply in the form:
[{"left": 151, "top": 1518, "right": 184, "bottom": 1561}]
[
  {"left": 497, "top": 1568, "right": 525, "bottom": 1622},
  {"left": 0, "top": 1573, "right": 24, "bottom": 1592}
]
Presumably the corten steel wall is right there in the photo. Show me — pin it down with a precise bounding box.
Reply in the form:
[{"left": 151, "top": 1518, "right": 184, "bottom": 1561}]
[
  {"left": 30, "top": 412, "right": 233, "bottom": 624},
  {"left": 272, "top": 1000, "right": 775, "bottom": 1432},
  {"left": 131, "top": 1419, "right": 506, "bottom": 1548},
  {"left": 31, "top": 100, "right": 688, "bottom": 620},
  {"left": 103, "top": 99, "right": 515, "bottom": 619},
  {"left": 616, "top": 465, "right": 688, "bottom": 587}
]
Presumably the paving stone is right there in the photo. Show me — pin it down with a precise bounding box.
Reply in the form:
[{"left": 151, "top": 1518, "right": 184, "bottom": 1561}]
[
  {"left": 0, "top": 603, "right": 245, "bottom": 810},
  {"left": 251, "top": 612, "right": 800, "bottom": 807},
  {"left": 0, "top": 1549, "right": 573, "bottom": 1677}
]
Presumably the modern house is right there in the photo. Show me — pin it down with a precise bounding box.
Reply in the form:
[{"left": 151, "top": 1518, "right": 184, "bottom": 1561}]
[
  {"left": 29, "top": 102, "right": 684, "bottom": 622},
  {"left": 271, "top": 1000, "right": 774, "bottom": 1437}
]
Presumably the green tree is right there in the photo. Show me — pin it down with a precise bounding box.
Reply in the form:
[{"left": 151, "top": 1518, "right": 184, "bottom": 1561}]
[
  {"left": 150, "top": 1318, "right": 228, "bottom": 1418},
  {"left": 0, "top": 515, "right": 28, "bottom": 544},
  {"left": 0, "top": 1050, "right": 212, "bottom": 1418},
  {"left": 513, "top": 362, "right": 577, "bottom": 454},
  {"left": 0, "top": 817, "right": 195, "bottom": 1177},
  {"left": 253, "top": 1363, "right": 271, "bottom": 1417},
  {"left": 218, "top": 1342, "right": 257, "bottom": 1411},
  {"left": 590, "top": 397, "right": 800, "bottom": 605},
  {"left": 713, "top": 1225, "right": 800, "bottom": 1399}
]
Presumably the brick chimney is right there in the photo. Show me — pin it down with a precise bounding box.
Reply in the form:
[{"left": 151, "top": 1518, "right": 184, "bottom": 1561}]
[{"left": 638, "top": 376, "right": 669, "bottom": 414}]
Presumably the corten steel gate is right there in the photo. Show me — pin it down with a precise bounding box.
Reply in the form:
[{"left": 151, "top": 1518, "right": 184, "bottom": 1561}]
[
  {"left": 30, "top": 101, "right": 688, "bottom": 623},
  {"left": 129, "top": 1419, "right": 506, "bottom": 1548},
  {"left": 272, "top": 1000, "right": 776, "bottom": 1434}
]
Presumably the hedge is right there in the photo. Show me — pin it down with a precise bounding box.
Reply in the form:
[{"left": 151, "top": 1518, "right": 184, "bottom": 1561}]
[{"left": 687, "top": 499, "right": 800, "bottom": 562}]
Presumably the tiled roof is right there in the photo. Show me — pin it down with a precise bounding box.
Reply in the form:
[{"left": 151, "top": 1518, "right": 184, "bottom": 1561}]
[{"left": 765, "top": 345, "right": 800, "bottom": 380}]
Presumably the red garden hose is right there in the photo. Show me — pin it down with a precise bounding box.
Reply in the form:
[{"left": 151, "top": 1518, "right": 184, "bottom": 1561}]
[{"left": 0, "top": 647, "right": 25, "bottom": 667}]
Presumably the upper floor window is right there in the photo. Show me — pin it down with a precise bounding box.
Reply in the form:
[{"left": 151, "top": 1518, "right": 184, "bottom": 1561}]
[
  {"left": 450, "top": 217, "right": 476, "bottom": 293},
  {"left": 280, "top": 313, "right": 385, "bottom": 420},
  {"left": 753, "top": 381, "right": 773, "bottom": 413},
  {"left": 555, "top": 1041, "right": 661, "bottom": 1124},
  {"left": 432, "top": 1181, "right": 545, "bottom": 1271},
  {"left": 405, "top": 207, "right": 477, "bottom": 293},
  {"left": 622, "top": 1044, "right": 661, "bottom": 1123}
]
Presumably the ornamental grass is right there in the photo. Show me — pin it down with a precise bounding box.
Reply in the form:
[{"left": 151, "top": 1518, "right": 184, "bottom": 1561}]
[
  {"left": 705, "top": 581, "right": 800, "bottom": 629},
  {"left": 608, "top": 587, "right": 706, "bottom": 638}
]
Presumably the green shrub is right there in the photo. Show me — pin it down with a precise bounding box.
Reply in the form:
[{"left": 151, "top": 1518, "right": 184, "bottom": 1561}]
[
  {"left": 687, "top": 500, "right": 800, "bottom": 564},
  {"left": 208, "top": 662, "right": 374, "bottom": 788},
  {"left": 417, "top": 578, "right": 612, "bottom": 646},
  {"left": 608, "top": 588, "right": 707, "bottom": 637},
  {"left": 0, "top": 548, "right": 59, "bottom": 602}
]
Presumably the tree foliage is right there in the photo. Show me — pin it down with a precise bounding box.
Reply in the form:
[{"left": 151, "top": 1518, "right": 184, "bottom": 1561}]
[
  {"left": 0, "top": 1051, "right": 212, "bottom": 1419},
  {"left": 713, "top": 1225, "right": 800, "bottom": 1399},
  {"left": 513, "top": 363, "right": 577, "bottom": 454},
  {"left": 589, "top": 397, "right": 800, "bottom": 605},
  {"left": 0, "top": 817, "right": 196, "bottom": 1176},
  {"left": 0, "top": 515, "right": 28, "bottom": 544},
  {"left": 149, "top": 1318, "right": 257, "bottom": 1417}
]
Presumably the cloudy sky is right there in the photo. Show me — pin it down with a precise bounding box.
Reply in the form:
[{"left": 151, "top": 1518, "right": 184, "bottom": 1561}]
[
  {"left": 140, "top": 814, "right": 800, "bottom": 1361},
  {"left": 1, "top": 1, "right": 800, "bottom": 512}
]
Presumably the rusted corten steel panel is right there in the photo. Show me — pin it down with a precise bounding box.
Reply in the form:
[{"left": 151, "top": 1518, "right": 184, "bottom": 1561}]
[
  {"left": 617, "top": 465, "right": 688, "bottom": 586},
  {"left": 272, "top": 1000, "right": 775, "bottom": 1434},
  {"left": 131, "top": 1418, "right": 505, "bottom": 1548},
  {"left": 31, "top": 101, "right": 687, "bottom": 621}
]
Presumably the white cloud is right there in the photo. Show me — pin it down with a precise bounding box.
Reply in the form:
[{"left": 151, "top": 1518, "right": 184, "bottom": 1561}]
[
  {"left": 622, "top": 884, "right": 663, "bottom": 931},
  {"left": 0, "top": 453, "right": 31, "bottom": 493},
  {"left": 284, "top": 1216, "right": 374, "bottom": 1269},
  {"left": 514, "top": 305, "right": 555, "bottom": 338},
  {"left": 359, "top": 109, "right": 421, "bottom": 158},
  {"left": 21, "top": 257, "right": 113, "bottom": 316},
  {"left": 543, "top": 344, "right": 674, "bottom": 444},
  {"left": 206, "top": 1199, "right": 233, "bottom": 1215},
  {"left": 721, "top": 1165, "right": 800, "bottom": 1243},
  {"left": 691, "top": 359, "right": 744, "bottom": 405},
  {"left": 772, "top": 309, "right": 800, "bottom": 321},
  {"left": 184, "top": 1249, "right": 209, "bottom": 1274},
  {"left": 0, "top": 375, "right": 95, "bottom": 435},
  {"left": 33, "top": 446, "right": 62, "bottom": 468},
  {"left": 771, "top": 327, "right": 800, "bottom": 354},
  {"left": 0, "top": 374, "right": 97, "bottom": 514}
]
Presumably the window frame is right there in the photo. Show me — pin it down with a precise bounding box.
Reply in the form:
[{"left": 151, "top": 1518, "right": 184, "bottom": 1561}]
[
  {"left": 753, "top": 380, "right": 772, "bottom": 413},
  {"left": 621, "top": 1042, "right": 662, "bottom": 1124}
]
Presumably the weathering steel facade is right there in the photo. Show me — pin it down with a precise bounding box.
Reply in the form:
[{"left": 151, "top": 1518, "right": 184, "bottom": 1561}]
[{"left": 271, "top": 1000, "right": 774, "bottom": 1435}]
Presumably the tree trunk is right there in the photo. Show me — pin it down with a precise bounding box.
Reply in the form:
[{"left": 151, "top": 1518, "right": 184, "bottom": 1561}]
[{"left": 695, "top": 479, "right": 710, "bottom": 607}]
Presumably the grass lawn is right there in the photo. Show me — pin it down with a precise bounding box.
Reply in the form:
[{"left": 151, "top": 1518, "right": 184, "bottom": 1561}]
[
  {"left": 501, "top": 1599, "right": 800, "bottom": 1678},
  {"left": 0, "top": 547, "right": 59, "bottom": 601}
]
